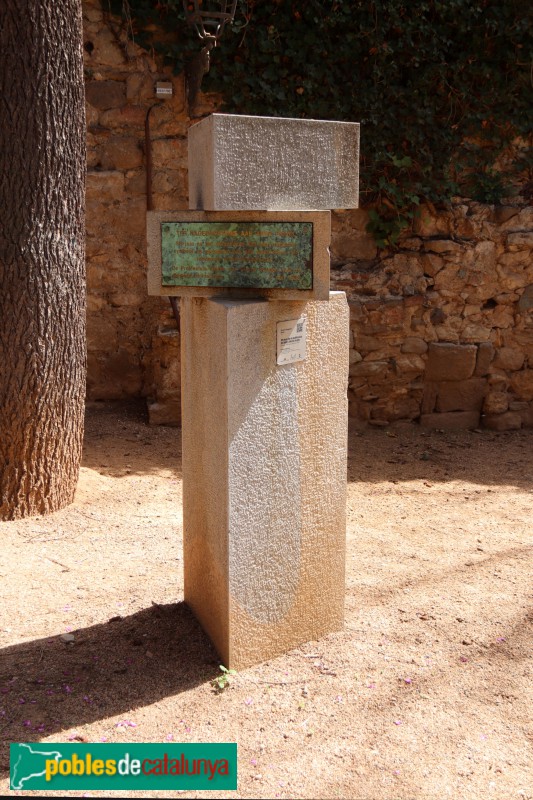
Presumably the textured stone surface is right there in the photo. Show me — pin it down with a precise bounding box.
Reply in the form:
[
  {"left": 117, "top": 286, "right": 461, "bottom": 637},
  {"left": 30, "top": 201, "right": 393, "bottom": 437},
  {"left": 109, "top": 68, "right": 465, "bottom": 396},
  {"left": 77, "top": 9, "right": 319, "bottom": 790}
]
[
  {"left": 483, "top": 391, "right": 509, "bottom": 415},
  {"left": 182, "top": 293, "right": 349, "bottom": 668},
  {"left": 509, "top": 370, "right": 533, "bottom": 401},
  {"left": 420, "top": 411, "right": 480, "bottom": 430},
  {"left": 435, "top": 378, "right": 487, "bottom": 412},
  {"left": 147, "top": 210, "right": 331, "bottom": 301},
  {"left": 425, "top": 344, "right": 477, "bottom": 381},
  {"left": 188, "top": 114, "right": 360, "bottom": 211},
  {"left": 482, "top": 412, "right": 522, "bottom": 431},
  {"left": 493, "top": 347, "right": 525, "bottom": 371},
  {"left": 474, "top": 342, "right": 495, "bottom": 376}
]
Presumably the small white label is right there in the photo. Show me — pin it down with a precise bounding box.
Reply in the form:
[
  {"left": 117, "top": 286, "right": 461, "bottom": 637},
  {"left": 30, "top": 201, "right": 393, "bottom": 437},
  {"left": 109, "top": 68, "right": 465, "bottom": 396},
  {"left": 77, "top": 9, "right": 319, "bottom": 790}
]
[
  {"left": 276, "top": 317, "right": 307, "bottom": 365},
  {"left": 155, "top": 82, "right": 173, "bottom": 97}
]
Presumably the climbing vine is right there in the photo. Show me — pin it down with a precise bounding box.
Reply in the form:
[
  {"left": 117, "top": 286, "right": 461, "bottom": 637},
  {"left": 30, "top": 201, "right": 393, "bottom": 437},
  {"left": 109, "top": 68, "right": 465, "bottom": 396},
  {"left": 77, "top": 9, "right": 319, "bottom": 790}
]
[{"left": 108, "top": 0, "right": 532, "bottom": 246}]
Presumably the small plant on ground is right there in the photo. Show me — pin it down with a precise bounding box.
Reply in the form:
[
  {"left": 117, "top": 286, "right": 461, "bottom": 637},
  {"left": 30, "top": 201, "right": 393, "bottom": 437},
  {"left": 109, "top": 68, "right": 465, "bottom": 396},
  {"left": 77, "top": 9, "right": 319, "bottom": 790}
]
[{"left": 211, "top": 664, "right": 237, "bottom": 692}]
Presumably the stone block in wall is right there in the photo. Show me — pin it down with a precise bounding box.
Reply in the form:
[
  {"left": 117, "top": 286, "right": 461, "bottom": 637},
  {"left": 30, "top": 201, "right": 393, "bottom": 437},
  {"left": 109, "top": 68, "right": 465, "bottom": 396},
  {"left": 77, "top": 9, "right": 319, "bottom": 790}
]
[
  {"left": 420, "top": 411, "right": 480, "bottom": 430},
  {"left": 393, "top": 355, "right": 425, "bottom": 375},
  {"left": 126, "top": 73, "right": 155, "bottom": 102},
  {"left": 507, "top": 232, "right": 533, "bottom": 248},
  {"left": 482, "top": 412, "right": 522, "bottom": 431},
  {"left": 100, "top": 197, "right": 147, "bottom": 242},
  {"left": 349, "top": 360, "right": 389, "bottom": 379},
  {"left": 499, "top": 206, "right": 533, "bottom": 231},
  {"left": 371, "top": 395, "right": 421, "bottom": 422},
  {"left": 509, "top": 401, "right": 533, "bottom": 427},
  {"left": 86, "top": 170, "right": 125, "bottom": 203},
  {"left": 424, "top": 239, "right": 465, "bottom": 255},
  {"left": 493, "top": 347, "right": 525, "bottom": 371},
  {"left": 88, "top": 24, "right": 128, "bottom": 66},
  {"left": 518, "top": 285, "right": 533, "bottom": 312},
  {"left": 105, "top": 348, "right": 143, "bottom": 395},
  {"left": 401, "top": 337, "right": 428, "bottom": 354},
  {"left": 425, "top": 343, "right": 477, "bottom": 381},
  {"left": 86, "top": 80, "right": 126, "bottom": 110},
  {"left": 435, "top": 378, "right": 487, "bottom": 413},
  {"left": 474, "top": 342, "right": 495, "bottom": 375},
  {"left": 509, "top": 369, "right": 533, "bottom": 401},
  {"left": 483, "top": 391, "right": 509, "bottom": 414},
  {"left": 421, "top": 253, "right": 445, "bottom": 277},
  {"left": 422, "top": 382, "right": 438, "bottom": 414},
  {"left": 460, "top": 322, "right": 492, "bottom": 342},
  {"left": 87, "top": 316, "right": 119, "bottom": 351},
  {"left": 100, "top": 106, "right": 147, "bottom": 130},
  {"left": 489, "top": 306, "right": 515, "bottom": 329},
  {"left": 413, "top": 204, "right": 453, "bottom": 237},
  {"left": 100, "top": 137, "right": 143, "bottom": 170},
  {"left": 330, "top": 209, "right": 378, "bottom": 261},
  {"left": 151, "top": 138, "right": 188, "bottom": 169}
]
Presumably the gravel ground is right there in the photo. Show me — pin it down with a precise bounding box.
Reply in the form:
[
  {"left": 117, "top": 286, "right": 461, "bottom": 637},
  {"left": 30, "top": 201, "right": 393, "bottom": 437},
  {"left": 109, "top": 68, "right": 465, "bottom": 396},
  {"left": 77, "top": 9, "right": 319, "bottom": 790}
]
[{"left": 1, "top": 402, "right": 532, "bottom": 799}]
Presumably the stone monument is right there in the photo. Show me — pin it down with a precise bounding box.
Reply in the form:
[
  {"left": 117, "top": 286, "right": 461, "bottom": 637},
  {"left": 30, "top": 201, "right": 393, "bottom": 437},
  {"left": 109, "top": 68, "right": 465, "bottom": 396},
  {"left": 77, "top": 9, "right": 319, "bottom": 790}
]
[{"left": 148, "top": 113, "right": 360, "bottom": 668}]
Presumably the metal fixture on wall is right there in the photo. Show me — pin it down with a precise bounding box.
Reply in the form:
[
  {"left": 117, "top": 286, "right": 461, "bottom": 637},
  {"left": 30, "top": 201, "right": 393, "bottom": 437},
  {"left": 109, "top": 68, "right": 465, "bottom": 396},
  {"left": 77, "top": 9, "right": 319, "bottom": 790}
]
[{"left": 182, "top": 0, "right": 238, "bottom": 116}]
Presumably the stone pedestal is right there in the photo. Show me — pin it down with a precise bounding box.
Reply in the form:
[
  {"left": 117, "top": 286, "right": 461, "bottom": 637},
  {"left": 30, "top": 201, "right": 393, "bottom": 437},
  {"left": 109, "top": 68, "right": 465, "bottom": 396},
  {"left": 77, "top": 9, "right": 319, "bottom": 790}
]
[
  {"left": 146, "top": 113, "right": 358, "bottom": 667},
  {"left": 181, "top": 292, "right": 349, "bottom": 668}
]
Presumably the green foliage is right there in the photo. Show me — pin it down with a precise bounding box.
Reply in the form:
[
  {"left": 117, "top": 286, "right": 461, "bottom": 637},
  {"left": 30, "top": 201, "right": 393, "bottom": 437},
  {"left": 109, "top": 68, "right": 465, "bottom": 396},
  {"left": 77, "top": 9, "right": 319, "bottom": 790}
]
[
  {"left": 211, "top": 664, "right": 237, "bottom": 692},
  {"left": 109, "top": 0, "right": 532, "bottom": 245}
]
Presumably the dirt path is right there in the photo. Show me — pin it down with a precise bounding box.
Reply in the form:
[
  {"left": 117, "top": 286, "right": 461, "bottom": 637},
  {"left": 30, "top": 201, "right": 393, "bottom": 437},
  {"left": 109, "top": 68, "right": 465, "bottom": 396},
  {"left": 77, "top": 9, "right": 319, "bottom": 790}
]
[{"left": 1, "top": 402, "right": 532, "bottom": 799}]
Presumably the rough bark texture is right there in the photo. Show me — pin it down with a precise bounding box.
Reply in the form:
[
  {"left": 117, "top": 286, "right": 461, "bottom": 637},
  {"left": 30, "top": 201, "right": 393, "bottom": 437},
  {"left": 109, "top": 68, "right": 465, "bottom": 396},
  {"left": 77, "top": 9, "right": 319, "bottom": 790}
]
[{"left": 0, "top": 1, "right": 86, "bottom": 519}]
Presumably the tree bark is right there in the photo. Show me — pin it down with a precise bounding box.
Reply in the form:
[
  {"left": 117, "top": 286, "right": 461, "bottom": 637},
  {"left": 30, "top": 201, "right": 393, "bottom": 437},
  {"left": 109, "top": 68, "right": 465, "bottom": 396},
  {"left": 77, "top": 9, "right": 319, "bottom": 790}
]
[{"left": 0, "top": 1, "right": 86, "bottom": 519}]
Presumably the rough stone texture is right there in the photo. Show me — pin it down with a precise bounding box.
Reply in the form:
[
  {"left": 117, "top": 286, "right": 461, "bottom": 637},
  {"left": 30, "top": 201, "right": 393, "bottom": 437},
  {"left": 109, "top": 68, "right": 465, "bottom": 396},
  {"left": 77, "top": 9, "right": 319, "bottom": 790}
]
[
  {"left": 493, "top": 347, "right": 525, "bottom": 371},
  {"left": 182, "top": 293, "right": 349, "bottom": 668},
  {"left": 420, "top": 412, "right": 480, "bottom": 430},
  {"left": 483, "top": 391, "right": 509, "bottom": 415},
  {"left": 475, "top": 342, "right": 495, "bottom": 376},
  {"left": 83, "top": 0, "right": 217, "bottom": 412},
  {"left": 188, "top": 114, "right": 360, "bottom": 211},
  {"left": 435, "top": 378, "right": 487, "bottom": 413},
  {"left": 482, "top": 412, "right": 522, "bottom": 431},
  {"left": 425, "top": 344, "right": 478, "bottom": 381}
]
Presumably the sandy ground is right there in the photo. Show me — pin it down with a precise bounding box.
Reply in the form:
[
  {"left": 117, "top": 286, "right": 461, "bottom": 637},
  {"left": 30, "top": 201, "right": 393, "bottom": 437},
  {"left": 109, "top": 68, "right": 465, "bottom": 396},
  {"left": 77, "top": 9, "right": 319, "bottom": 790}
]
[{"left": 0, "top": 401, "right": 532, "bottom": 800}]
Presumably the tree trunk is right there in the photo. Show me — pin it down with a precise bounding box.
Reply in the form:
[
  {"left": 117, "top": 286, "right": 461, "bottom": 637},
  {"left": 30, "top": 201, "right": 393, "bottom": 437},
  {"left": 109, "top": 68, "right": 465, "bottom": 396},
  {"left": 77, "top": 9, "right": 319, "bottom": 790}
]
[{"left": 0, "top": 1, "right": 86, "bottom": 520}]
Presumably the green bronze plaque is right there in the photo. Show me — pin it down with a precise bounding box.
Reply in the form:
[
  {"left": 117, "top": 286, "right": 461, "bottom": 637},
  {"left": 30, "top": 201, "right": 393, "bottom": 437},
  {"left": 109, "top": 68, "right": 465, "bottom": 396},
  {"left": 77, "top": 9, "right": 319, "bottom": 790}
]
[{"left": 161, "top": 221, "right": 313, "bottom": 290}]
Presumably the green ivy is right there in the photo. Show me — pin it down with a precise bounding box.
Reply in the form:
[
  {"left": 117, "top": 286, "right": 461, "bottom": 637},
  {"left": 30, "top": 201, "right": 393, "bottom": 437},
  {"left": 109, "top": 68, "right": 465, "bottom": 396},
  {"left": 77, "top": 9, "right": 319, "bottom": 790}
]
[{"left": 108, "top": 0, "right": 532, "bottom": 246}]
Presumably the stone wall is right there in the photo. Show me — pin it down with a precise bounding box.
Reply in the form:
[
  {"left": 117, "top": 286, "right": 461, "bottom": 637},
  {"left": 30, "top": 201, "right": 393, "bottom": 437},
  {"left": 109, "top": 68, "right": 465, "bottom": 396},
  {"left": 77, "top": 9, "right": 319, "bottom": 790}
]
[
  {"left": 331, "top": 203, "right": 533, "bottom": 429},
  {"left": 83, "top": 0, "right": 216, "bottom": 424},
  {"left": 83, "top": 1, "right": 533, "bottom": 430}
]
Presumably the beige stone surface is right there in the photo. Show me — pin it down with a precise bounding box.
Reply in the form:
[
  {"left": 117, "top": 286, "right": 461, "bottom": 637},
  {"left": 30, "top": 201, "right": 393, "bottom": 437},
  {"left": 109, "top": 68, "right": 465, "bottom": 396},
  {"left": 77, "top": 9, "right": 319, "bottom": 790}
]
[
  {"left": 181, "top": 292, "right": 349, "bottom": 668},
  {"left": 146, "top": 209, "right": 331, "bottom": 301},
  {"left": 188, "top": 113, "right": 359, "bottom": 211}
]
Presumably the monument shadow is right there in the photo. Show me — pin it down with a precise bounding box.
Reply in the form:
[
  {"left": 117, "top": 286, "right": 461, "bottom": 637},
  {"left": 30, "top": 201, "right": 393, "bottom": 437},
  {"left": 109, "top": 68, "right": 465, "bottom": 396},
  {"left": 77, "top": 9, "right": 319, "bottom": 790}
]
[{"left": 0, "top": 602, "right": 218, "bottom": 778}]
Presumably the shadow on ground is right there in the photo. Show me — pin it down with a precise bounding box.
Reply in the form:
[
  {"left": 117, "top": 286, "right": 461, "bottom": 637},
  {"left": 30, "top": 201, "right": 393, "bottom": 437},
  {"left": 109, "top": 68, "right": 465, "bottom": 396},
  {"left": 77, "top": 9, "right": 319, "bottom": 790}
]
[
  {"left": 82, "top": 401, "right": 182, "bottom": 479},
  {"left": 0, "top": 603, "right": 218, "bottom": 776},
  {"left": 348, "top": 425, "right": 533, "bottom": 490}
]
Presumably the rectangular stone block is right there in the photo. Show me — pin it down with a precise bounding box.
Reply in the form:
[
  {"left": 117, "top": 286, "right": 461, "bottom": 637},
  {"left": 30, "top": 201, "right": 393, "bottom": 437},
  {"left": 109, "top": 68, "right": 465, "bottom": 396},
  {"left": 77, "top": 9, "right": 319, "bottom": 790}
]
[
  {"left": 182, "top": 292, "right": 349, "bottom": 669},
  {"left": 188, "top": 114, "right": 360, "bottom": 211},
  {"left": 420, "top": 411, "right": 480, "bottom": 430},
  {"left": 425, "top": 343, "right": 477, "bottom": 381},
  {"left": 435, "top": 378, "right": 487, "bottom": 412},
  {"left": 147, "top": 209, "right": 331, "bottom": 301}
]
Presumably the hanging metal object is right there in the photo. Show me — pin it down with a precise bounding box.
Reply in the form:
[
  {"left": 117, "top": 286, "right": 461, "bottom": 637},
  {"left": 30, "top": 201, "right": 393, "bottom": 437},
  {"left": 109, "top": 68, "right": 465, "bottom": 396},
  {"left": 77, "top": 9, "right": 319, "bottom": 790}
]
[{"left": 183, "top": 0, "right": 238, "bottom": 116}]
